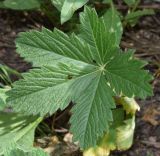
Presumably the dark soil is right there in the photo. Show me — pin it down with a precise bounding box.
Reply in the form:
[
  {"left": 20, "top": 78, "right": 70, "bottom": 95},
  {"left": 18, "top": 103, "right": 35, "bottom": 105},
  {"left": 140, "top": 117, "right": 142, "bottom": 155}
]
[{"left": 0, "top": 2, "right": 160, "bottom": 156}]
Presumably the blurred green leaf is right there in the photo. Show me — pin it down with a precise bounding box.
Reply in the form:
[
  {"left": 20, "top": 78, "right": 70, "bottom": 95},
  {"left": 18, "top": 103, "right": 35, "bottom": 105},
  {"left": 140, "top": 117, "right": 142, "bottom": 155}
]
[
  {"left": 61, "top": 0, "right": 89, "bottom": 24},
  {"left": 102, "top": 0, "right": 112, "bottom": 3},
  {"left": 123, "top": 0, "right": 136, "bottom": 7},
  {"left": 0, "top": 64, "right": 21, "bottom": 86},
  {"left": 4, "top": 0, "right": 40, "bottom": 10},
  {"left": 0, "top": 87, "right": 10, "bottom": 111},
  {"left": 5, "top": 148, "right": 49, "bottom": 156},
  {"left": 50, "top": 0, "right": 64, "bottom": 11},
  {"left": 0, "top": 1, "right": 6, "bottom": 8},
  {"left": 103, "top": 7, "right": 123, "bottom": 46},
  {"left": 0, "top": 113, "right": 42, "bottom": 155},
  {"left": 51, "top": 0, "right": 89, "bottom": 23},
  {"left": 125, "top": 9, "right": 155, "bottom": 21},
  {"left": 125, "top": 9, "right": 155, "bottom": 27}
]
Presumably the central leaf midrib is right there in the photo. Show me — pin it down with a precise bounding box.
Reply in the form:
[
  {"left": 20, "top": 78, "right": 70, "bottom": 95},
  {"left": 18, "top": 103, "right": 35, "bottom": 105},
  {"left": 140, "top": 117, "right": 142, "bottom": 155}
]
[
  {"left": 86, "top": 14, "right": 103, "bottom": 64},
  {"left": 11, "top": 68, "right": 102, "bottom": 100},
  {"left": 18, "top": 41, "right": 96, "bottom": 67},
  {"left": 81, "top": 73, "right": 102, "bottom": 145}
]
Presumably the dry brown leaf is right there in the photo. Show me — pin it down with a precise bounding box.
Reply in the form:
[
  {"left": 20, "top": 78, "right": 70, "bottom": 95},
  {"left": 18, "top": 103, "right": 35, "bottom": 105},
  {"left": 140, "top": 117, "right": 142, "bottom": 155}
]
[
  {"left": 142, "top": 105, "right": 160, "bottom": 126},
  {"left": 141, "top": 137, "right": 160, "bottom": 149}
]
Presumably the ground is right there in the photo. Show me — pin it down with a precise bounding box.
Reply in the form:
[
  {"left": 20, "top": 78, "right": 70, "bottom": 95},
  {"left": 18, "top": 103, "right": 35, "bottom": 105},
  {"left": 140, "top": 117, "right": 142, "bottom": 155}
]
[{"left": 0, "top": 2, "right": 160, "bottom": 156}]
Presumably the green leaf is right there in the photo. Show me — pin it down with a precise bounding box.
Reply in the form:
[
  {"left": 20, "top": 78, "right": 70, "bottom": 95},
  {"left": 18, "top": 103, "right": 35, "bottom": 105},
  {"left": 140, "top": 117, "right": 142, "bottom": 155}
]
[
  {"left": 4, "top": 0, "right": 40, "bottom": 10},
  {"left": 102, "top": 0, "right": 112, "bottom": 4},
  {"left": 0, "top": 87, "right": 10, "bottom": 111},
  {"left": 125, "top": 9, "right": 155, "bottom": 21},
  {"left": 5, "top": 148, "right": 49, "bottom": 156},
  {"left": 61, "top": 0, "right": 88, "bottom": 24},
  {"left": 103, "top": 7, "right": 123, "bottom": 46},
  {"left": 15, "top": 28, "right": 97, "bottom": 67},
  {"left": 0, "top": 113, "right": 42, "bottom": 155},
  {"left": 51, "top": 0, "right": 89, "bottom": 23},
  {"left": 123, "top": 0, "right": 136, "bottom": 6},
  {"left": 70, "top": 75, "right": 115, "bottom": 148},
  {"left": 50, "top": 0, "right": 65, "bottom": 11},
  {"left": 125, "top": 9, "right": 155, "bottom": 27},
  {"left": 7, "top": 6, "right": 152, "bottom": 149},
  {"left": 105, "top": 49, "right": 153, "bottom": 98},
  {"left": 79, "top": 7, "right": 120, "bottom": 64},
  {"left": 0, "top": 2, "right": 6, "bottom": 8},
  {"left": 7, "top": 64, "right": 100, "bottom": 116}
]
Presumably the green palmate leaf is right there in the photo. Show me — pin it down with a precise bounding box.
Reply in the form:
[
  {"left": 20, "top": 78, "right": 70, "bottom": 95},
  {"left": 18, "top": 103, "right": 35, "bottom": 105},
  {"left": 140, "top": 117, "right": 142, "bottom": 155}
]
[
  {"left": 5, "top": 148, "right": 49, "bottom": 156},
  {"left": 7, "top": 6, "right": 152, "bottom": 149},
  {"left": 0, "top": 113, "right": 42, "bottom": 155},
  {"left": 3, "top": 0, "right": 40, "bottom": 10}
]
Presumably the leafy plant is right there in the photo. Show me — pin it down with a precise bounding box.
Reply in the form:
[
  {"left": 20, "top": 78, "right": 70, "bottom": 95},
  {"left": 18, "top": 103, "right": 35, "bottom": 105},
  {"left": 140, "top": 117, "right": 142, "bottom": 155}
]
[
  {"left": 122, "top": 0, "right": 155, "bottom": 27},
  {"left": 102, "top": 0, "right": 155, "bottom": 27},
  {"left": 4, "top": 4, "right": 152, "bottom": 152}
]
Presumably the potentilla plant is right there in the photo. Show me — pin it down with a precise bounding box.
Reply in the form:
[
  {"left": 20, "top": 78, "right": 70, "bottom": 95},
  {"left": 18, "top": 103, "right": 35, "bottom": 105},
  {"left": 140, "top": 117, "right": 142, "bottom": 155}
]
[{"left": 0, "top": 5, "right": 153, "bottom": 156}]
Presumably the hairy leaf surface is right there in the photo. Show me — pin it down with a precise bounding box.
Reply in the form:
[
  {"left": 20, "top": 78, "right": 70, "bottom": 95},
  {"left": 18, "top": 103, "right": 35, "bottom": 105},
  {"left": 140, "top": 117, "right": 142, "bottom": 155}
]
[{"left": 105, "top": 50, "right": 153, "bottom": 98}]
